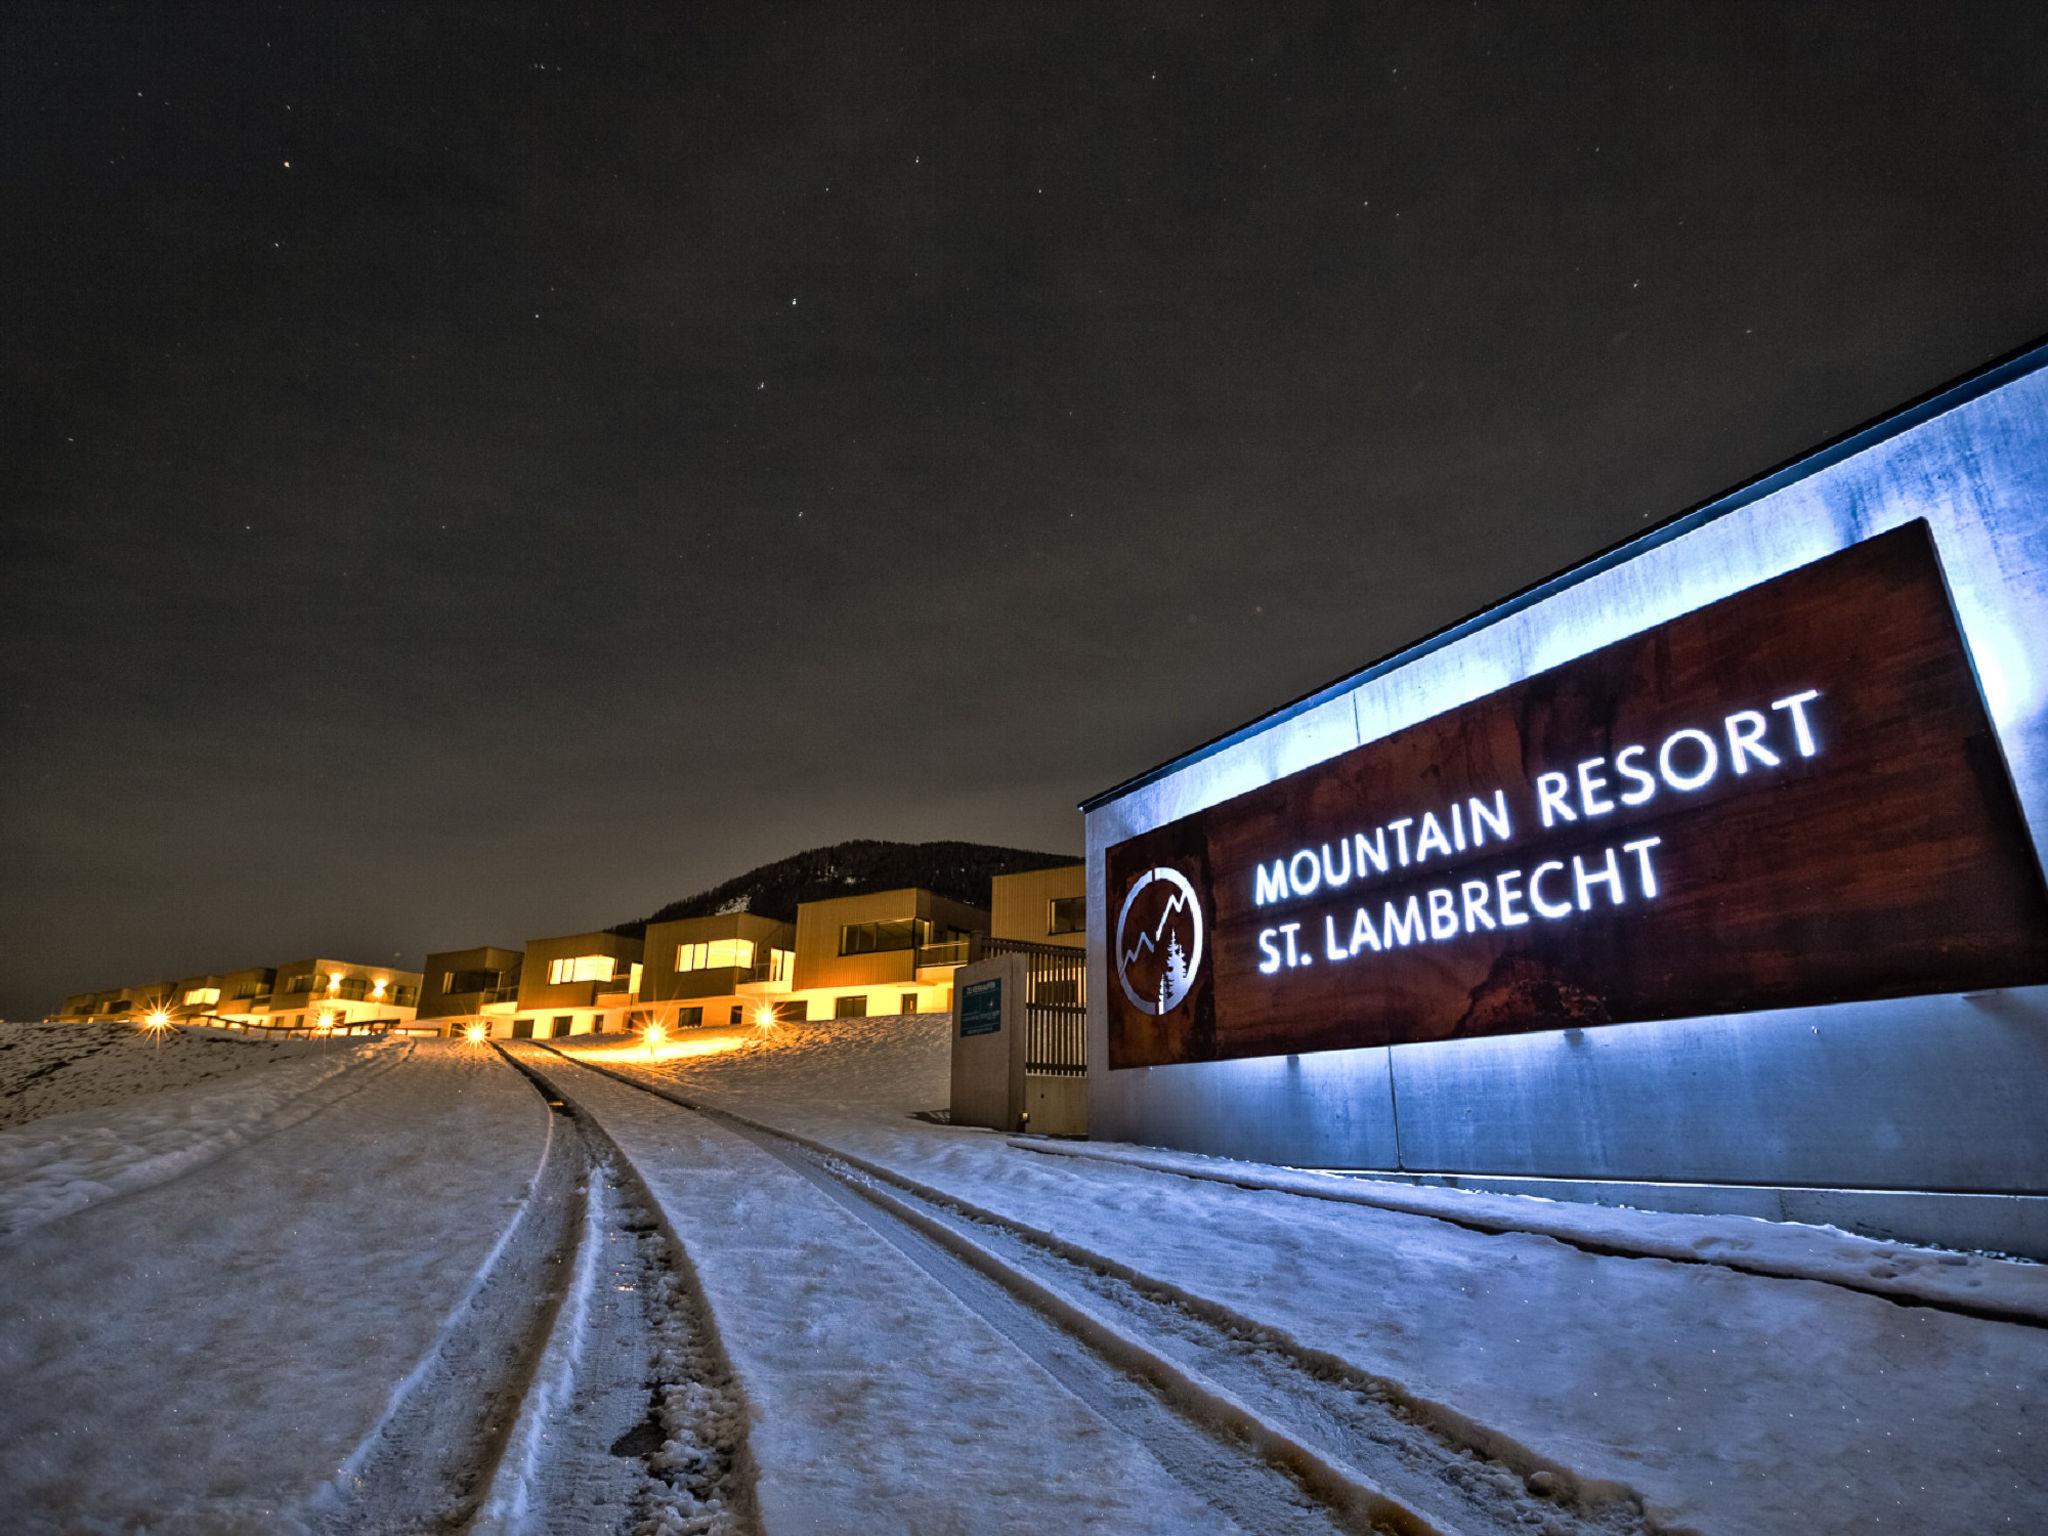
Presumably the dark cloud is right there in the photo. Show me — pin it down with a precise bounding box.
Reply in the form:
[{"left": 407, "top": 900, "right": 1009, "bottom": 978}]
[{"left": 4, "top": 1, "right": 2046, "bottom": 1013}]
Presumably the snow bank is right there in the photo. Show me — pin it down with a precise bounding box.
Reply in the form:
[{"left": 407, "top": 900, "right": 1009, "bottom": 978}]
[
  {"left": 0, "top": 1042, "right": 552, "bottom": 1532},
  {"left": 563, "top": 1011, "right": 950, "bottom": 1117},
  {"left": 0, "top": 1019, "right": 350, "bottom": 1131},
  {"left": 0, "top": 1035, "right": 388, "bottom": 1236},
  {"left": 1019, "top": 1140, "right": 2048, "bottom": 1324}
]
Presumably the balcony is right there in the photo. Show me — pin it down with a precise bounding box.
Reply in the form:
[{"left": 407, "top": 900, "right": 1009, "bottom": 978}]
[
  {"left": 914, "top": 938, "right": 982, "bottom": 970},
  {"left": 328, "top": 978, "right": 418, "bottom": 1006}
]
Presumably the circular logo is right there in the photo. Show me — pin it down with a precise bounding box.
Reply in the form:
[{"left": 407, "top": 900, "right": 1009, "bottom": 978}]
[{"left": 1114, "top": 866, "right": 1205, "bottom": 1016}]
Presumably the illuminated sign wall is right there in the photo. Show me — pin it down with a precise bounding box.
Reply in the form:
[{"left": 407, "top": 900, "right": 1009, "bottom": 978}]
[{"left": 1105, "top": 521, "right": 2048, "bottom": 1070}]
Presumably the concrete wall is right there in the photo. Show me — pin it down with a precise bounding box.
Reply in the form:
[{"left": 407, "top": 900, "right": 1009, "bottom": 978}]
[
  {"left": 1023, "top": 1075, "right": 1088, "bottom": 1137},
  {"left": 950, "top": 955, "right": 1026, "bottom": 1131},
  {"left": 1083, "top": 348, "right": 2048, "bottom": 1256}
]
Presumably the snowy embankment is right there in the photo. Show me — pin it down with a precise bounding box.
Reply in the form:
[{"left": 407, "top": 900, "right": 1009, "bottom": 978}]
[
  {"left": 0, "top": 1019, "right": 349, "bottom": 1131},
  {"left": 0, "top": 1028, "right": 386, "bottom": 1236},
  {"left": 0, "top": 1041, "right": 552, "bottom": 1533},
  {"left": 573, "top": 1014, "right": 2048, "bottom": 1536},
  {"left": 1023, "top": 1140, "right": 2048, "bottom": 1323}
]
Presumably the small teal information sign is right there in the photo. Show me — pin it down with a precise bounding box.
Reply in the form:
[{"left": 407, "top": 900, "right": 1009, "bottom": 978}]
[{"left": 960, "top": 977, "right": 1002, "bottom": 1037}]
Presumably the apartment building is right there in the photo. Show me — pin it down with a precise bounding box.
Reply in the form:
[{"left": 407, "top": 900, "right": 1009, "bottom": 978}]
[
  {"left": 213, "top": 966, "right": 279, "bottom": 1020},
  {"left": 414, "top": 946, "right": 524, "bottom": 1034},
  {"left": 50, "top": 958, "right": 414, "bottom": 1031},
  {"left": 989, "top": 865, "right": 1086, "bottom": 950},
  {"left": 639, "top": 913, "right": 796, "bottom": 1030},
  {"left": 497, "top": 930, "right": 642, "bottom": 1039},
  {"left": 773, "top": 887, "right": 990, "bottom": 1021},
  {"left": 216, "top": 958, "right": 423, "bottom": 1030},
  {"left": 52, "top": 984, "right": 157, "bottom": 1023},
  {"left": 47, "top": 872, "right": 1079, "bottom": 1038}
]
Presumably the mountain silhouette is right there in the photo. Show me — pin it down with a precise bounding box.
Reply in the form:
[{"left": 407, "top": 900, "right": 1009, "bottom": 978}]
[{"left": 610, "top": 839, "right": 1076, "bottom": 937}]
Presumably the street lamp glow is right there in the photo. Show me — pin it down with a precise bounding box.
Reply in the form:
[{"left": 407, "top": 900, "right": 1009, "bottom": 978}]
[{"left": 141, "top": 1008, "right": 173, "bottom": 1050}]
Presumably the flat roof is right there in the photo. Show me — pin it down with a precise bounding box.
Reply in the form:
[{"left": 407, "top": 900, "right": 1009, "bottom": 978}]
[{"left": 1081, "top": 333, "right": 2048, "bottom": 814}]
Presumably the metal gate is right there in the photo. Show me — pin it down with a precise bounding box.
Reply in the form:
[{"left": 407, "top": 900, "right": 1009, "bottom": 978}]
[{"left": 987, "top": 938, "right": 1086, "bottom": 1077}]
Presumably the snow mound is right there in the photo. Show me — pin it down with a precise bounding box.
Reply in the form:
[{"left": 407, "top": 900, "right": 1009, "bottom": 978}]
[
  {"left": 0, "top": 1035, "right": 389, "bottom": 1236},
  {"left": 561, "top": 1012, "right": 949, "bottom": 1117},
  {"left": 0, "top": 1019, "right": 346, "bottom": 1131}
]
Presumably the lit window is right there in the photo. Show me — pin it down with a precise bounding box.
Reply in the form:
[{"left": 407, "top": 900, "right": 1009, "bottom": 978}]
[
  {"left": 183, "top": 986, "right": 221, "bottom": 1007},
  {"left": 547, "top": 954, "right": 617, "bottom": 985},
  {"left": 1049, "top": 896, "right": 1086, "bottom": 935},
  {"left": 675, "top": 938, "right": 756, "bottom": 973},
  {"left": 839, "top": 919, "right": 922, "bottom": 956},
  {"left": 768, "top": 947, "right": 794, "bottom": 982}
]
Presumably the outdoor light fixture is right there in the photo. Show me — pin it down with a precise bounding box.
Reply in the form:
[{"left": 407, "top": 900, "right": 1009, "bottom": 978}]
[
  {"left": 371, "top": 978, "right": 388, "bottom": 999},
  {"left": 752, "top": 1003, "right": 778, "bottom": 1029},
  {"left": 141, "top": 1008, "right": 172, "bottom": 1050},
  {"left": 327, "top": 972, "right": 343, "bottom": 993},
  {"left": 644, "top": 1022, "right": 666, "bottom": 1059},
  {"left": 464, "top": 1021, "right": 488, "bottom": 1045}
]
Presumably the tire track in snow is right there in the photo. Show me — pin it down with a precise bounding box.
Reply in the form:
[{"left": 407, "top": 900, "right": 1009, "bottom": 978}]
[
  {"left": 310, "top": 1065, "right": 591, "bottom": 1533},
  {"left": 521, "top": 1044, "right": 1473, "bottom": 1536},
  {"left": 486, "top": 1046, "right": 754, "bottom": 1536},
  {"left": 311, "top": 1047, "right": 753, "bottom": 1535}
]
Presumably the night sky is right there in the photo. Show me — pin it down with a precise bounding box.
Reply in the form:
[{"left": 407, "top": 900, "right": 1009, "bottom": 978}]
[{"left": 5, "top": 3, "right": 2046, "bottom": 1017}]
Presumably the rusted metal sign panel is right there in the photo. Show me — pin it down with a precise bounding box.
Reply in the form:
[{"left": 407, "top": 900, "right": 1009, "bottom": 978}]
[{"left": 1105, "top": 521, "right": 2048, "bottom": 1069}]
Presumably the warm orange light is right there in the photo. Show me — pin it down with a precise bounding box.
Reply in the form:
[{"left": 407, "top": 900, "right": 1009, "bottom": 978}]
[
  {"left": 464, "top": 1021, "right": 488, "bottom": 1044},
  {"left": 316, "top": 1011, "right": 335, "bottom": 1033},
  {"left": 327, "top": 971, "right": 343, "bottom": 993},
  {"left": 140, "top": 1007, "right": 173, "bottom": 1050},
  {"left": 752, "top": 1003, "right": 779, "bottom": 1029},
  {"left": 370, "top": 978, "right": 388, "bottom": 998},
  {"left": 644, "top": 1022, "right": 666, "bottom": 1059}
]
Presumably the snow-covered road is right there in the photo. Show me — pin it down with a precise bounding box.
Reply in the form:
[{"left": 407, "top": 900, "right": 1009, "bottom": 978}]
[
  {"left": 3, "top": 1015, "right": 2042, "bottom": 1534},
  {"left": 557, "top": 1015, "right": 2048, "bottom": 1536},
  {"left": 506, "top": 1043, "right": 1256, "bottom": 1535}
]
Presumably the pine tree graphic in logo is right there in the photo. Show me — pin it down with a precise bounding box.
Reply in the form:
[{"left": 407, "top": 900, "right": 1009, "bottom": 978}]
[
  {"left": 1115, "top": 866, "right": 1204, "bottom": 1016},
  {"left": 1156, "top": 933, "right": 1189, "bottom": 1014}
]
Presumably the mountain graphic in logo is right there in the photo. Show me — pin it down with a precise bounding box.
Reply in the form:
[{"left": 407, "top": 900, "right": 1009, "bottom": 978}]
[{"left": 1114, "top": 865, "right": 1205, "bottom": 1016}]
